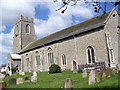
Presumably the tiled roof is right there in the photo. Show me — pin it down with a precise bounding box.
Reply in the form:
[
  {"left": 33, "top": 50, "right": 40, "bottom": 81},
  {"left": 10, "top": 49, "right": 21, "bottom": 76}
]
[{"left": 19, "top": 12, "right": 110, "bottom": 54}]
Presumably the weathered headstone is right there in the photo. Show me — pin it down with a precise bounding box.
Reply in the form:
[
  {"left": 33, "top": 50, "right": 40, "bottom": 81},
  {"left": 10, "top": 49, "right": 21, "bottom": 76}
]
[
  {"left": 82, "top": 68, "right": 87, "bottom": 78},
  {"left": 16, "top": 78, "right": 24, "bottom": 84},
  {"left": 112, "top": 68, "right": 118, "bottom": 75},
  {"left": 31, "top": 76, "right": 37, "bottom": 83},
  {"left": 0, "top": 81, "right": 6, "bottom": 90},
  {"left": 9, "top": 78, "right": 16, "bottom": 85},
  {"left": 24, "top": 77, "right": 30, "bottom": 83},
  {"left": 33, "top": 72, "right": 37, "bottom": 76},
  {"left": 89, "top": 69, "right": 96, "bottom": 85},
  {"left": 102, "top": 71, "right": 107, "bottom": 80},
  {"left": 64, "top": 78, "right": 72, "bottom": 89},
  {"left": 95, "top": 71, "right": 100, "bottom": 83}
]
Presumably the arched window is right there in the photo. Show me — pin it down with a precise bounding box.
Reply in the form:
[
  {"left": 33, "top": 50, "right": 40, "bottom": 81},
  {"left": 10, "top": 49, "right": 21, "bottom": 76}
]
[
  {"left": 62, "top": 54, "right": 66, "bottom": 65},
  {"left": 48, "top": 47, "right": 54, "bottom": 65},
  {"left": 87, "top": 46, "right": 95, "bottom": 64},
  {"left": 35, "top": 51, "right": 40, "bottom": 66},
  {"left": 26, "top": 24, "right": 30, "bottom": 33}
]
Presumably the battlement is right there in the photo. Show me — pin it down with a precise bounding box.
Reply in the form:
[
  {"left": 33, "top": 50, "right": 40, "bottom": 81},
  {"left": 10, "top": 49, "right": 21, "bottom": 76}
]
[{"left": 15, "top": 15, "right": 34, "bottom": 24}]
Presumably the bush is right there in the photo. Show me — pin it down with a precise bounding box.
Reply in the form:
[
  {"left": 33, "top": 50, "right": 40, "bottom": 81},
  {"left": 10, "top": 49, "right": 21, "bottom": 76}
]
[{"left": 49, "top": 64, "right": 61, "bottom": 74}]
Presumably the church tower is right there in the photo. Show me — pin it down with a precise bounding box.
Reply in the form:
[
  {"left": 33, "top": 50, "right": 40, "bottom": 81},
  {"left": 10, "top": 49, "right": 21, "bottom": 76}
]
[{"left": 13, "top": 15, "right": 36, "bottom": 53}]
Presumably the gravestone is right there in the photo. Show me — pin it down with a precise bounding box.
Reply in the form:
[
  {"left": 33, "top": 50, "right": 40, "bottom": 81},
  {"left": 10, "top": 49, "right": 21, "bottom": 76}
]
[
  {"left": 112, "top": 68, "right": 118, "bottom": 75},
  {"left": 16, "top": 78, "right": 24, "bottom": 84},
  {"left": 33, "top": 72, "right": 37, "bottom": 76},
  {"left": 95, "top": 71, "right": 100, "bottom": 83},
  {"left": 24, "top": 77, "right": 30, "bottom": 83},
  {"left": 0, "top": 81, "right": 6, "bottom": 90},
  {"left": 9, "top": 78, "right": 16, "bottom": 85},
  {"left": 64, "top": 78, "right": 72, "bottom": 89},
  {"left": 102, "top": 71, "right": 106, "bottom": 80},
  {"left": 82, "top": 68, "right": 87, "bottom": 78},
  {"left": 31, "top": 76, "right": 37, "bottom": 83},
  {"left": 89, "top": 69, "right": 96, "bottom": 85}
]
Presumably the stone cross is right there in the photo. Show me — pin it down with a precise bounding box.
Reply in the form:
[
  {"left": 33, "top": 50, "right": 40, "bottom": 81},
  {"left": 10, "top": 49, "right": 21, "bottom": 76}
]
[
  {"left": 89, "top": 69, "right": 96, "bottom": 85},
  {"left": 64, "top": 78, "right": 72, "bottom": 89},
  {"left": 82, "top": 68, "right": 87, "bottom": 78}
]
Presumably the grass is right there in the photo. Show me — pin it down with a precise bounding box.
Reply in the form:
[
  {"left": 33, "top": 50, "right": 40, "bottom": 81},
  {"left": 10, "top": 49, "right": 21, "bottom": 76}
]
[{"left": 3, "top": 71, "right": 119, "bottom": 88}]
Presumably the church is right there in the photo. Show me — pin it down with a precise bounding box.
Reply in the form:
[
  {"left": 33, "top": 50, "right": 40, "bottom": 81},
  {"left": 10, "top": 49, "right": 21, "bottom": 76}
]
[{"left": 7, "top": 8, "right": 120, "bottom": 72}]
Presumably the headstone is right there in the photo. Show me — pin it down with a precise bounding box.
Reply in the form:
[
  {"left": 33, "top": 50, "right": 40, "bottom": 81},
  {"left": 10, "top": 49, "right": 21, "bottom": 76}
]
[
  {"left": 102, "top": 71, "right": 106, "bottom": 80},
  {"left": 82, "top": 68, "right": 87, "bottom": 78},
  {"left": 31, "top": 76, "right": 37, "bottom": 83},
  {"left": 33, "top": 72, "right": 37, "bottom": 76},
  {"left": 0, "top": 81, "right": 6, "bottom": 90},
  {"left": 89, "top": 69, "right": 96, "bottom": 85},
  {"left": 9, "top": 78, "right": 16, "bottom": 85},
  {"left": 24, "top": 77, "right": 30, "bottom": 83},
  {"left": 95, "top": 71, "right": 100, "bottom": 83},
  {"left": 112, "top": 68, "right": 118, "bottom": 75},
  {"left": 64, "top": 78, "right": 72, "bottom": 89},
  {"left": 16, "top": 78, "right": 24, "bottom": 84}
]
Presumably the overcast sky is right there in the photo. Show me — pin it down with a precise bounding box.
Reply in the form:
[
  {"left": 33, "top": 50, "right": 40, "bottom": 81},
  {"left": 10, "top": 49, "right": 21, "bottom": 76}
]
[{"left": 0, "top": 0, "right": 115, "bottom": 64}]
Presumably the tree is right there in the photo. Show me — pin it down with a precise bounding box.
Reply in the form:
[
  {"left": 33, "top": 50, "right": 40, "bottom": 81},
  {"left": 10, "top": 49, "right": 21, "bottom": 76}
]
[{"left": 54, "top": 0, "right": 120, "bottom": 14}]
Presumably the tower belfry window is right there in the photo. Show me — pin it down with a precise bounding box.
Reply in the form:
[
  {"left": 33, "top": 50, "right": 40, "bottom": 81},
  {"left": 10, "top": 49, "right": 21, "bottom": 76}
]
[{"left": 26, "top": 24, "right": 30, "bottom": 33}]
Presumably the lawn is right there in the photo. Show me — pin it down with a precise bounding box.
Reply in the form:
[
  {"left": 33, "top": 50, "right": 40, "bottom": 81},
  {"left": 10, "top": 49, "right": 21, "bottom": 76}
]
[{"left": 3, "top": 71, "right": 119, "bottom": 88}]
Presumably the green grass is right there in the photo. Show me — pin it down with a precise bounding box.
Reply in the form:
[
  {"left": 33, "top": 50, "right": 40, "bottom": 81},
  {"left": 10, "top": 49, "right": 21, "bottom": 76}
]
[{"left": 3, "top": 71, "right": 119, "bottom": 88}]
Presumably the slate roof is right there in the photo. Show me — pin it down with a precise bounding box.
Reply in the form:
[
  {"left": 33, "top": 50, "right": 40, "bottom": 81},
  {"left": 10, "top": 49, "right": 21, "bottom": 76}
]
[{"left": 19, "top": 12, "right": 110, "bottom": 54}]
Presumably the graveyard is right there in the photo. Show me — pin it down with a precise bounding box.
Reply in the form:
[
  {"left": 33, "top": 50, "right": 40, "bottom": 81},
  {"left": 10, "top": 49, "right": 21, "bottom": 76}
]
[{"left": 1, "top": 70, "right": 119, "bottom": 89}]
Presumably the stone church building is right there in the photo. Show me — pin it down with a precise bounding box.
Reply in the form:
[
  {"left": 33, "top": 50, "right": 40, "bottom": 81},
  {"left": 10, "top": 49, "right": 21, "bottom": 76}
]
[{"left": 7, "top": 8, "right": 120, "bottom": 72}]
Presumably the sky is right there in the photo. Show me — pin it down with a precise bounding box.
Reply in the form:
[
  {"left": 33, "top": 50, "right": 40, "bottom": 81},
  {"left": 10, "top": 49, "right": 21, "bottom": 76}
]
[{"left": 0, "top": 0, "right": 116, "bottom": 64}]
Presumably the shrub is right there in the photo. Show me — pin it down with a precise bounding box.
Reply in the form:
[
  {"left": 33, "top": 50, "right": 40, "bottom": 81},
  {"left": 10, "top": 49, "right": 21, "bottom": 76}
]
[{"left": 49, "top": 64, "right": 61, "bottom": 74}]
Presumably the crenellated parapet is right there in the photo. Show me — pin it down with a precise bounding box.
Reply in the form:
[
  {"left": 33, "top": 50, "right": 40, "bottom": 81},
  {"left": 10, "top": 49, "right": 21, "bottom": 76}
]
[{"left": 15, "top": 15, "right": 34, "bottom": 24}]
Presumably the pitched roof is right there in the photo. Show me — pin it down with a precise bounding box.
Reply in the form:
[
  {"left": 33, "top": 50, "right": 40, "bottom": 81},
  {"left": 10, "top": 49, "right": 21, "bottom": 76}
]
[{"left": 19, "top": 12, "right": 110, "bottom": 54}]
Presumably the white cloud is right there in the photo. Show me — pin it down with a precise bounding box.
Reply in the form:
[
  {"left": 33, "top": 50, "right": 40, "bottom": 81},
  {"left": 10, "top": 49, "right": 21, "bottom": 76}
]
[{"left": 34, "top": 2, "right": 94, "bottom": 39}]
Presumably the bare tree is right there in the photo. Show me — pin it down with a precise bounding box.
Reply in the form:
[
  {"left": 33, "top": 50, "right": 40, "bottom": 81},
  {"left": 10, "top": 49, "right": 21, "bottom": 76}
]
[{"left": 54, "top": 0, "right": 120, "bottom": 14}]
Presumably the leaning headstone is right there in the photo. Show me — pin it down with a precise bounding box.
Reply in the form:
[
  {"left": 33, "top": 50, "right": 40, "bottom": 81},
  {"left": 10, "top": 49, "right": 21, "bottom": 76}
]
[
  {"left": 33, "top": 72, "right": 37, "bottom": 76},
  {"left": 9, "top": 78, "right": 16, "bottom": 85},
  {"left": 89, "top": 69, "right": 96, "bottom": 85},
  {"left": 102, "top": 71, "right": 107, "bottom": 80},
  {"left": 31, "top": 76, "right": 37, "bottom": 83},
  {"left": 82, "top": 68, "right": 87, "bottom": 78},
  {"left": 64, "top": 78, "right": 72, "bottom": 89},
  {"left": 16, "top": 78, "right": 24, "bottom": 84}
]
